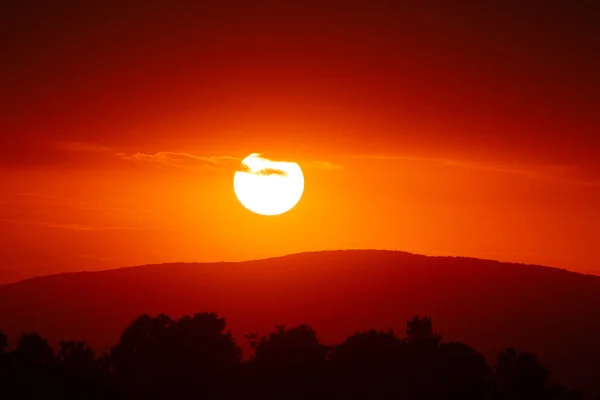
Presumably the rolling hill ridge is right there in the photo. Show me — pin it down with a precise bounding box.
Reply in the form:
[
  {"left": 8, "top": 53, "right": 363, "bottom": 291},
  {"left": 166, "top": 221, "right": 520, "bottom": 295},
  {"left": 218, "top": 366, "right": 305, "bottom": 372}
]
[{"left": 1, "top": 250, "right": 599, "bottom": 396}]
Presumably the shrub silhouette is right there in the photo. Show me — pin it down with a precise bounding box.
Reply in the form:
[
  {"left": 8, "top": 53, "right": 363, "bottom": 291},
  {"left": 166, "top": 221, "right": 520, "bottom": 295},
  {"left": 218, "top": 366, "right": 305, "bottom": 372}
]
[{"left": 0, "top": 313, "right": 590, "bottom": 399}]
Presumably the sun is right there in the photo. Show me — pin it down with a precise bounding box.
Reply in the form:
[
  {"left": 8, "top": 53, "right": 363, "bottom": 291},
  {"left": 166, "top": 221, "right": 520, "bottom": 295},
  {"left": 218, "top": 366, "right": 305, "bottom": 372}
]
[{"left": 233, "top": 153, "right": 304, "bottom": 216}]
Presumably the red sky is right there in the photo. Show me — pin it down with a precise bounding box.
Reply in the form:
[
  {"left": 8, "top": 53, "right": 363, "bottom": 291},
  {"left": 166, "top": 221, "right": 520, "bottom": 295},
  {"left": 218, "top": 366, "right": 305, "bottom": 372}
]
[{"left": 1, "top": 2, "right": 599, "bottom": 282}]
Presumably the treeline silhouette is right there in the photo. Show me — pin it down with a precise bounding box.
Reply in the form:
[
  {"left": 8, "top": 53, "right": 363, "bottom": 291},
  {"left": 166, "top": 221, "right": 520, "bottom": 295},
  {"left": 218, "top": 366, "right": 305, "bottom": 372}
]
[{"left": 0, "top": 312, "right": 586, "bottom": 399}]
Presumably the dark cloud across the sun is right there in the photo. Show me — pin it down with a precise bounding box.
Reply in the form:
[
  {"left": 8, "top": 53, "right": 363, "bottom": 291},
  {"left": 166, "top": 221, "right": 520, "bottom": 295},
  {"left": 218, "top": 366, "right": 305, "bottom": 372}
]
[{"left": 238, "top": 164, "right": 288, "bottom": 177}]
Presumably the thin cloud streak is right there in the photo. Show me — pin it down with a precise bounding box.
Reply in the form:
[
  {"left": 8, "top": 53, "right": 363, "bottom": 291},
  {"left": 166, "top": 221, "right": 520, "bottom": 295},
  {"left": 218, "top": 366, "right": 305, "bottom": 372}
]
[
  {"left": 6, "top": 193, "right": 156, "bottom": 214},
  {"left": 0, "top": 218, "right": 160, "bottom": 231},
  {"left": 117, "top": 152, "right": 240, "bottom": 171},
  {"left": 351, "top": 154, "right": 600, "bottom": 187},
  {"left": 73, "top": 254, "right": 115, "bottom": 262},
  {"left": 118, "top": 152, "right": 344, "bottom": 172},
  {"left": 300, "top": 160, "right": 344, "bottom": 171},
  {"left": 55, "top": 141, "right": 115, "bottom": 153}
]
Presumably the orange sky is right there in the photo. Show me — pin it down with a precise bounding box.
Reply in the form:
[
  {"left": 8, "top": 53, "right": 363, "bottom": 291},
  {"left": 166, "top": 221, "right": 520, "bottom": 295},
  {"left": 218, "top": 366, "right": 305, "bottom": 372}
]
[{"left": 1, "top": 2, "right": 599, "bottom": 282}]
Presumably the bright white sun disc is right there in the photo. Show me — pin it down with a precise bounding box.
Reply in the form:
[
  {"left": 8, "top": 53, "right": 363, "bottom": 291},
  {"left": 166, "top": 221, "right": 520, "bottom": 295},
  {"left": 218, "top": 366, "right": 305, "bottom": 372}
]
[{"left": 233, "top": 153, "right": 304, "bottom": 216}]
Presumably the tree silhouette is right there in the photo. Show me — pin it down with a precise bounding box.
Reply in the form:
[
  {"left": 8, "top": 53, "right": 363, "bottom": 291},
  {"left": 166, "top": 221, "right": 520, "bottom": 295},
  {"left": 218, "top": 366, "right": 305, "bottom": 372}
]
[
  {"left": 565, "top": 388, "right": 584, "bottom": 400},
  {"left": 15, "top": 332, "right": 55, "bottom": 366},
  {"left": 56, "top": 340, "right": 104, "bottom": 398},
  {"left": 0, "top": 330, "right": 7, "bottom": 394},
  {"left": 246, "top": 324, "right": 329, "bottom": 398},
  {"left": 58, "top": 340, "right": 96, "bottom": 371},
  {"left": 5, "top": 333, "right": 59, "bottom": 398},
  {"left": 492, "top": 347, "right": 553, "bottom": 399},
  {"left": 109, "top": 312, "right": 240, "bottom": 399},
  {"left": 436, "top": 341, "right": 491, "bottom": 400},
  {"left": 0, "top": 330, "right": 7, "bottom": 354},
  {"left": 0, "top": 313, "right": 588, "bottom": 399},
  {"left": 405, "top": 315, "right": 441, "bottom": 350},
  {"left": 330, "top": 329, "right": 409, "bottom": 398},
  {"left": 404, "top": 315, "right": 442, "bottom": 399}
]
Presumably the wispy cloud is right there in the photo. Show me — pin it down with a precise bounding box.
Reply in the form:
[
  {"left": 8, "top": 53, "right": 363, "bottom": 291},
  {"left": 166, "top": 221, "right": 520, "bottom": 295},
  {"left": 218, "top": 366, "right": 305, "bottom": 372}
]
[
  {"left": 73, "top": 254, "right": 115, "bottom": 262},
  {"left": 118, "top": 151, "right": 344, "bottom": 173},
  {"left": 351, "top": 154, "right": 600, "bottom": 187},
  {"left": 0, "top": 218, "right": 153, "bottom": 231},
  {"left": 55, "top": 141, "right": 114, "bottom": 153},
  {"left": 300, "top": 160, "right": 344, "bottom": 171},
  {"left": 6, "top": 193, "right": 155, "bottom": 214},
  {"left": 444, "top": 160, "right": 600, "bottom": 187},
  {"left": 117, "top": 152, "right": 240, "bottom": 171}
]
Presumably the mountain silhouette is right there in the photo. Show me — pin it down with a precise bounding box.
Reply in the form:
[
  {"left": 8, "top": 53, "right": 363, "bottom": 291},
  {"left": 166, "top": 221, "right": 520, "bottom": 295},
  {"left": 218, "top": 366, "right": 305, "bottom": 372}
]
[{"left": 0, "top": 250, "right": 598, "bottom": 397}]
